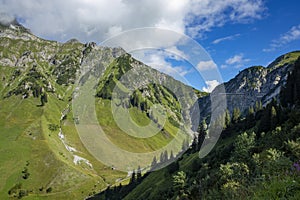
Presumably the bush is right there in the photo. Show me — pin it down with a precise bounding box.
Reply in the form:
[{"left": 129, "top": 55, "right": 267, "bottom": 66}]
[{"left": 46, "top": 187, "right": 52, "bottom": 193}]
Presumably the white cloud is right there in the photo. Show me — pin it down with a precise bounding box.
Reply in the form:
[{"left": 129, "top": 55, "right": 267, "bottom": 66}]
[
  {"left": 132, "top": 50, "right": 192, "bottom": 82},
  {"left": 212, "top": 34, "right": 240, "bottom": 44},
  {"left": 220, "top": 64, "right": 228, "bottom": 69},
  {"left": 0, "top": 0, "right": 265, "bottom": 85},
  {"left": 165, "top": 46, "right": 189, "bottom": 61},
  {"left": 0, "top": 0, "right": 189, "bottom": 43},
  {"left": 197, "top": 60, "right": 217, "bottom": 71},
  {"left": 186, "top": 0, "right": 265, "bottom": 38},
  {"left": 0, "top": 12, "right": 14, "bottom": 25},
  {"left": 225, "top": 53, "right": 250, "bottom": 68},
  {"left": 202, "top": 80, "right": 220, "bottom": 93},
  {"left": 263, "top": 25, "right": 300, "bottom": 52},
  {"left": 0, "top": 0, "right": 266, "bottom": 43}
]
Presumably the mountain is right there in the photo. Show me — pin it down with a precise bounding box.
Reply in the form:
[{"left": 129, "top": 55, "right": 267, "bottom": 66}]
[
  {"left": 198, "top": 51, "right": 300, "bottom": 119},
  {"left": 94, "top": 55, "right": 300, "bottom": 200},
  {"left": 0, "top": 20, "right": 203, "bottom": 199},
  {"left": 1, "top": 19, "right": 300, "bottom": 200}
]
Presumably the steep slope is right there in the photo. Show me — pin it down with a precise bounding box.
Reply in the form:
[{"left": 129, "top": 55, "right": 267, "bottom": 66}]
[
  {"left": 95, "top": 56, "right": 300, "bottom": 200},
  {"left": 0, "top": 22, "right": 125, "bottom": 199},
  {"left": 198, "top": 51, "right": 300, "bottom": 119},
  {"left": 0, "top": 20, "right": 202, "bottom": 199}
]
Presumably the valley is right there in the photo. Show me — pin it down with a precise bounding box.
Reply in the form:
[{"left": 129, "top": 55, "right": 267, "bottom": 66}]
[{"left": 1, "top": 18, "right": 300, "bottom": 200}]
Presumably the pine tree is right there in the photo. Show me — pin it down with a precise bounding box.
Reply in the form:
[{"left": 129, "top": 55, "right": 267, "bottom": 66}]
[
  {"left": 232, "top": 107, "right": 241, "bottom": 123},
  {"left": 255, "top": 101, "right": 263, "bottom": 112},
  {"left": 246, "top": 106, "right": 255, "bottom": 128},
  {"left": 225, "top": 109, "right": 231, "bottom": 128},
  {"left": 137, "top": 166, "right": 142, "bottom": 182},
  {"left": 44, "top": 92, "right": 48, "bottom": 103},
  {"left": 40, "top": 92, "right": 48, "bottom": 106},
  {"left": 151, "top": 156, "right": 157, "bottom": 170},
  {"left": 259, "top": 104, "right": 272, "bottom": 133},
  {"left": 130, "top": 170, "right": 136, "bottom": 184},
  {"left": 280, "top": 57, "right": 300, "bottom": 106},
  {"left": 170, "top": 150, "right": 175, "bottom": 161},
  {"left": 270, "top": 106, "right": 278, "bottom": 129},
  {"left": 197, "top": 120, "right": 207, "bottom": 150},
  {"left": 191, "top": 133, "right": 198, "bottom": 152},
  {"left": 163, "top": 150, "right": 168, "bottom": 162}
]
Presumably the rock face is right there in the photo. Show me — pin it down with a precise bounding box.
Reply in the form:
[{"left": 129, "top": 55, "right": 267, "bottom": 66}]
[
  {"left": 1, "top": 19, "right": 299, "bottom": 126},
  {"left": 0, "top": 20, "right": 203, "bottom": 131},
  {"left": 198, "top": 51, "right": 300, "bottom": 119}
]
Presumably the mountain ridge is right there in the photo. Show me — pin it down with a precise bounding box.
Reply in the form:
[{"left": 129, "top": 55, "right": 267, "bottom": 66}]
[
  {"left": 1, "top": 20, "right": 300, "bottom": 199},
  {"left": 198, "top": 51, "right": 300, "bottom": 121},
  {"left": 0, "top": 21, "right": 200, "bottom": 199}
]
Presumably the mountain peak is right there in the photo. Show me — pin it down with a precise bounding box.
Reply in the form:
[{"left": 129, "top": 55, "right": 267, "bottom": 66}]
[
  {"left": 0, "top": 13, "right": 28, "bottom": 31},
  {"left": 0, "top": 15, "right": 36, "bottom": 41}
]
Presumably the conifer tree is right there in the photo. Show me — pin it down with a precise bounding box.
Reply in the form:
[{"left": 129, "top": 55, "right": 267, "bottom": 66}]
[
  {"left": 137, "top": 166, "right": 142, "bottom": 182},
  {"left": 232, "top": 107, "right": 241, "bottom": 123},
  {"left": 225, "top": 109, "right": 231, "bottom": 128}
]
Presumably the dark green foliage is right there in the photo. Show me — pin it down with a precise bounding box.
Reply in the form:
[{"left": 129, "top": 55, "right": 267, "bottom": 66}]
[
  {"left": 150, "top": 156, "right": 157, "bottom": 170},
  {"left": 130, "top": 170, "right": 136, "bottom": 184},
  {"left": 40, "top": 93, "right": 48, "bottom": 106},
  {"left": 96, "top": 54, "right": 132, "bottom": 99},
  {"left": 232, "top": 107, "right": 241, "bottom": 123},
  {"left": 231, "top": 132, "right": 255, "bottom": 162},
  {"left": 280, "top": 56, "right": 300, "bottom": 106},
  {"left": 46, "top": 187, "right": 52, "bottom": 193},
  {"left": 245, "top": 106, "right": 255, "bottom": 128},
  {"left": 96, "top": 72, "right": 300, "bottom": 200},
  {"left": 8, "top": 183, "right": 22, "bottom": 195},
  {"left": 167, "top": 161, "right": 179, "bottom": 174},
  {"left": 224, "top": 109, "right": 231, "bottom": 128},
  {"left": 258, "top": 99, "right": 280, "bottom": 133},
  {"left": 172, "top": 171, "right": 188, "bottom": 198},
  {"left": 53, "top": 52, "right": 81, "bottom": 85},
  {"left": 22, "top": 167, "right": 30, "bottom": 179},
  {"left": 137, "top": 166, "right": 142, "bottom": 182},
  {"left": 8, "top": 183, "right": 28, "bottom": 199},
  {"left": 48, "top": 124, "right": 59, "bottom": 132},
  {"left": 255, "top": 101, "right": 263, "bottom": 112}
]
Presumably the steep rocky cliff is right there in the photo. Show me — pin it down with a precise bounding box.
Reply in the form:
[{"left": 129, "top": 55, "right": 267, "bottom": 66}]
[{"left": 198, "top": 51, "right": 300, "bottom": 120}]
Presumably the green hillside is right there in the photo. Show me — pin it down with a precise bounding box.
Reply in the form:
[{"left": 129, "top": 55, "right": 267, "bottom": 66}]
[
  {"left": 90, "top": 56, "right": 300, "bottom": 199},
  {"left": 0, "top": 24, "right": 199, "bottom": 199}
]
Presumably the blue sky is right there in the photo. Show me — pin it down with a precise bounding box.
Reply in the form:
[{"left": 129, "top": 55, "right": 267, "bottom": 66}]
[
  {"left": 202, "top": 0, "right": 300, "bottom": 83},
  {"left": 1, "top": 0, "right": 299, "bottom": 91}
]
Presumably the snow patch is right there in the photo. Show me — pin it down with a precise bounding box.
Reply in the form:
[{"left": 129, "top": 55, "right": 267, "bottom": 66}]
[
  {"left": 73, "top": 155, "right": 93, "bottom": 168},
  {"left": 58, "top": 129, "right": 77, "bottom": 152},
  {"left": 58, "top": 128, "right": 93, "bottom": 168}
]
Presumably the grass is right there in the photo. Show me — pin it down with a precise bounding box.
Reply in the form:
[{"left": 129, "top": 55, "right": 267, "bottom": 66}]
[
  {"left": 0, "top": 94, "right": 128, "bottom": 199},
  {"left": 0, "top": 33, "right": 195, "bottom": 199},
  {"left": 96, "top": 99, "right": 184, "bottom": 153}
]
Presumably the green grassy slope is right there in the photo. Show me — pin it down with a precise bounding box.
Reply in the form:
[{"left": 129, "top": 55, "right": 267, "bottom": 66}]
[
  {"left": 92, "top": 56, "right": 300, "bottom": 200},
  {"left": 0, "top": 25, "right": 200, "bottom": 199}
]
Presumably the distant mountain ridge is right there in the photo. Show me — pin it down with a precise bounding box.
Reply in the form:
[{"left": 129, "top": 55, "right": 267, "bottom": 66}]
[{"left": 198, "top": 51, "right": 300, "bottom": 120}]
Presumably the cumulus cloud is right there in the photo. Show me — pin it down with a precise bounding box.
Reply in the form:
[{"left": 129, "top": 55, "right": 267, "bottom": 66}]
[
  {"left": 0, "top": 12, "right": 15, "bottom": 25},
  {"left": 197, "top": 60, "right": 217, "bottom": 71},
  {"left": 0, "top": 0, "right": 189, "bottom": 42},
  {"left": 0, "top": 0, "right": 266, "bottom": 43},
  {"left": 202, "top": 80, "right": 220, "bottom": 93},
  {"left": 0, "top": 0, "right": 265, "bottom": 87},
  {"left": 263, "top": 24, "right": 300, "bottom": 52},
  {"left": 225, "top": 53, "right": 250, "bottom": 68},
  {"left": 186, "top": 0, "right": 265, "bottom": 37},
  {"left": 132, "top": 50, "right": 192, "bottom": 83}
]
